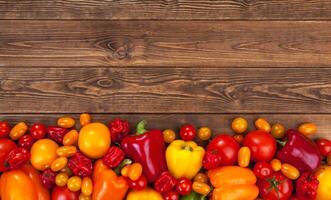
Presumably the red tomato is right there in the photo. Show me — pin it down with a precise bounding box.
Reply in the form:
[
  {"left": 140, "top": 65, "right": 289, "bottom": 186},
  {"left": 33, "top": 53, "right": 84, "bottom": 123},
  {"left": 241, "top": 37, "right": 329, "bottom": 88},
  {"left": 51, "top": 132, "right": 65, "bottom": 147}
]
[
  {"left": 243, "top": 130, "right": 276, "bottom": 162},
  {"left": 258, "top": 172, "right": 293, "bottom": 200},
  {"left": 128, "top": 175, "right": 147, "bottom": 191},
  {"left": 176, "top": 178, "right": 192, "bottom": 196},
  {"left": 0, "top": 138, "right": 17, "bottom": 172},
  {"left": 253, "top": 161, "right": 273, "bottom": 179},
  {"left": 316, "top": 138, "right": 331, "bottom": 157},
  {"left": 179, "top": 124, "right": 196, "bottom": 141},
  {"left": 207, "top": 134, "right": 240, "bottom": 165},
  {"left": 30, "top": 123, "right": 47, "bottom": 139},
  {"left": 163, "top": 190, "right": 179, "bottom": 200},
  {"left": 51, "top": 186, "right": 79, "bottom": 200},
  {"left": 0, "top": 121, "right": 10, "bottom": 137}
]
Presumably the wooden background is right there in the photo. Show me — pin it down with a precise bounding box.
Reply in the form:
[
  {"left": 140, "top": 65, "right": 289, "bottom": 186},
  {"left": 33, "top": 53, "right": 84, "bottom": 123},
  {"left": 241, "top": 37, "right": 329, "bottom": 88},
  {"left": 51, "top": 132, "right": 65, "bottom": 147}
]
[{"left": 0, "top": 1, "right": 331, "bottom": 138}]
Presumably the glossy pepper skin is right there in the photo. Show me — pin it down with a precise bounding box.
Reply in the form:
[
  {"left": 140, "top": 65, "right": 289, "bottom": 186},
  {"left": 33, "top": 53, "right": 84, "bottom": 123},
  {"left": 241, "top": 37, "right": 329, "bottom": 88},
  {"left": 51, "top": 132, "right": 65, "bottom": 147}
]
[
  {"left": 92, "top": 159, "right": 129, "bottom": 200},
  {"left": 154, "top": 171, "right": 177, "bottom": 193},
  {"left": 126, "top": 188, "right": 163, "bottom": 200},
  {"left": 121, "top": 121, "right": 167, "bottom": 182},
  {"left": 277, "top": 129, "right": 321, "bottom": 172}
]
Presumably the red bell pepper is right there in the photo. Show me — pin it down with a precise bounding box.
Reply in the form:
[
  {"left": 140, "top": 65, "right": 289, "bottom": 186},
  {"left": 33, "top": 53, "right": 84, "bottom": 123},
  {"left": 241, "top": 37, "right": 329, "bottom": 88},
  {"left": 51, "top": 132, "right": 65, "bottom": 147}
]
[
  {"left": 277, "top": 129, "right": 321, "bottom": 172},
  {"left": 121, "top": 120, "right": 167, "bottom": 182}
]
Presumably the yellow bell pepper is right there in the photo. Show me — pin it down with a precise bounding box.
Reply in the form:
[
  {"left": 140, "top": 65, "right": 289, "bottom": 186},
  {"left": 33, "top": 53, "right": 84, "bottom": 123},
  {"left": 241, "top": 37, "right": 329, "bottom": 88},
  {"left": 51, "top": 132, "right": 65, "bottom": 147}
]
[
  {"left": 126, "top": 188, "right": 163, "bottom": 200},
  {"left": 166, "top": 140, "right": 205, "bottom": 179},
  {"left": 315, "top": 165, "right": 331, "bottom": 200}
]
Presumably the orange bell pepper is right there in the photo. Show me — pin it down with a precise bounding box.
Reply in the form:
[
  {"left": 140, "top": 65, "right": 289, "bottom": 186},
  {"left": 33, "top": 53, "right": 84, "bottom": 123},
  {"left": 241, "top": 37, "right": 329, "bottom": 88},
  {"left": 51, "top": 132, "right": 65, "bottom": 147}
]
[
  {"left": 0, "top": 164, "right": 50, "bottom": 200},
  {"left": 92, "top": 159, "right": 129, "bottom": 200}
]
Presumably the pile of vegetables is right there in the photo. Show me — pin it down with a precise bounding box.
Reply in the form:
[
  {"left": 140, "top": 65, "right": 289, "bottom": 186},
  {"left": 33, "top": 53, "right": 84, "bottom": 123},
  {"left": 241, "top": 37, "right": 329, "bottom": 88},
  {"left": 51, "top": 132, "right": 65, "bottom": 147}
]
[{"left": 0, "top": 114, "right": 330, "bottom": 200}]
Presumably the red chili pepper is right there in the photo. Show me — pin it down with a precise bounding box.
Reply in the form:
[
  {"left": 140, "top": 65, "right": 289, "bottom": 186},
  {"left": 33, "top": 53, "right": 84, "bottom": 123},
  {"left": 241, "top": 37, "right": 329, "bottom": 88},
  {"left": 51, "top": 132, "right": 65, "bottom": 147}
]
[
  {"left": 179, "top": 124, "right": 196, "bottom": 141},
  {"left": 154, "top": 171, "right": 177, "bottom": 193},
  {"left": 46, "top": 126, "right": 68, "bottom": 144},
  {"left": 315, "top": 138, "right": 331, "bottom": 157},
  {"left": 163, "top": 190, "right": 179, "bottom": 200},
  {"left": 128, "top": 175, "right": 148, "bottom": 191},
  {"left": 296, "top": 172, "right": 319, "bottom": 200},
  {"left": 103, "top": 146, "right": 125, "bottom": 168},
  {"left": 68, "top": 152, "right": 93, "bottom": 177},
  {"left": 40, "top": 168, "right": 56, "bottom": 189},
  {"left": 202, "top": 150, "right": 222, "bottom": 170},
  {"left": 109, "top": 118, "right": 130, "bottom": 144},
  {"left": 0, "top": 121, "right": 10, "bottom": 138},
  {"left": 18, "top": 134, "right": 35, "bottom": 150},
  {"left": 176, "top": 178, "right": 192, "bottom": 196},
  {"left": 5, "top": 147, "right": 30, "bottom": 170},
  {"left": 277, "top": 130, "right": 321, "bottom": 172},
  {"left": 30, "top": 123, "right": 47, "bottom": 139}
]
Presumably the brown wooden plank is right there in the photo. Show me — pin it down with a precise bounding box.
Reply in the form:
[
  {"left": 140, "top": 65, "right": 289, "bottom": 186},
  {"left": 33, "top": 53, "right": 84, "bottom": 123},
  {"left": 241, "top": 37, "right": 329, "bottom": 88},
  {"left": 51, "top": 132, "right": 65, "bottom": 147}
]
[
  {"left": 1, "top": 20, "right": 331, "bottom": 68},
  {"left": 0, "top": 0, "right": 330, "bottom": 20},
  {"left": 1, "top": 67, "right": 331, "bottom": 114},
  {"left": 1, "top": 114, "right": 330, "bottom": 139}
]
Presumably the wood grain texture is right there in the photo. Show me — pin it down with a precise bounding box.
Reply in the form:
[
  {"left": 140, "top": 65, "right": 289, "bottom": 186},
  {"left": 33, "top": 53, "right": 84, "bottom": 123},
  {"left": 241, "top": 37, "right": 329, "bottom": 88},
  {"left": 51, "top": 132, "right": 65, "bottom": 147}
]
[
  {"left": 1, "top": 114, "right": 330, "bottom": 139},
  {"left": 1, "top": 20, "right": 331, "bottom": 67},
  {"left": 1, "top": 67, "right": 331, "bottom": 114},
  {"left": 0, "top": 0, "right": 330, "bottom": 20}
]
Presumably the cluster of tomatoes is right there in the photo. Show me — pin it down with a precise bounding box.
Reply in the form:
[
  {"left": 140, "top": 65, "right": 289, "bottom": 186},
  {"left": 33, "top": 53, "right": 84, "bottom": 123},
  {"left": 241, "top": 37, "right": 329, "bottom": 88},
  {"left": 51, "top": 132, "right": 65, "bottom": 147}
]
[{"left": 0, "top": 114, "right": 330, "bottom": 200}]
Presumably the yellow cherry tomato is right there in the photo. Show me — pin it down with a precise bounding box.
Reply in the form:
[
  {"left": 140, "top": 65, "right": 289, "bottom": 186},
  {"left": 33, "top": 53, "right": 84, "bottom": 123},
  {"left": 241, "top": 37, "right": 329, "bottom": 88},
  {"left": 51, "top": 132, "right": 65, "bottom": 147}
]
[
  {"left": 315, "top": 165, "right": 331, "bottom": 200},
  {"left": 231, "top": 117, "right": 248, "bottom": 134},
  {"left": 9, "top": 122, "right": 28, "bottom": 140},
  {"left": 194, "top": 173, "right": 208, "bottom": 184},
  {"left": 80, "top": 113, "right": 91, "bottom": 127},
  {"left": 271, "top": 123, "right": 285, "bottom": 139},
  {"left": 55, "top": 172, "right": 69, "bottom": 187},
  {"left": 129, "top": 163, "right": 143, "bottom": 181},
  {"left": 198, "top": 127, "right": 212, "bottom": 141},
  {"left": 56, "top": 145, "right": 77, "bottom": 157},
  {"left": 78, "top": 122, "right": 111, "bottom": 159},
  {"left": 192, "top": 181, "right": 211, "bottom": 196},
  {"left": 233, "top": 134, "right": 244, "bottom": 144},
  {"left": 327, "top": 154, "right": 331, "bottom": 166},
  {"left": 67, "top": 176, "right": 82, "bottom": 192},
  {"left": 298, "top": 123, "right": 317, "bottom": 137},
  {"left": 163, "top": 129, "right": 176, "bottom": 143},
  {"left": 271, "top": 159, "right": 282, "bottom": 172},
  {"left": 30, "top": 139, "right": 59, "bottom": 171},
  {"left": 63, "top": 130, "right": 79, "bottom": 146},
  {"left": 121, "top": 165, "right": 130, "bottom": 177},
  {"left": 58, "top": 117, "right": 76, "bottom": 129},
  {"left": 79, "top": 194, "right": 91, "bottom": 200},
  {"left": 81, "top": 177, "right": 93, "bottom": 196},
  {"left": 238, "top": 147, "right": 251, "bottom": 167},
  {"left": 281, "top": 163, "right": 300, "bottom": 180},
  {"left": 51, "top": 157, "right": 68, "bottom": 172},
  {"left": 255, "top": 118, "right": 271, "bottom": 132}
]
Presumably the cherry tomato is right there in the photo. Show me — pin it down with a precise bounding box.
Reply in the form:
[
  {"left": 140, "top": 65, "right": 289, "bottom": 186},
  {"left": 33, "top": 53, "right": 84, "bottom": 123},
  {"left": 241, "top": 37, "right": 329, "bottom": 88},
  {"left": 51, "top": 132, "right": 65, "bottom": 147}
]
[
  {"left": 231, "top": 117, "right": 248, "bottom": 134},
  {"left": 163, "top": 129, "right": 176, "bottom": 143},
  {"left": 243, "top": 130, "right": 276, "bottom": 162},
  {"left": 238, "top": 146, "right": 251, "bottom": 167},
  {"left": 193, "top": 173, "right": 208, "bottom": 184},
  {"left": 81, "top": 177, "right": 93, "bottom": 196},
  {"left": 271, "top": 123, "right": 285, "bottom": 139},
  {"left": 9, "top": 122, "right": 28, "bottom": 140},
  {"left": 30, "top": 123, "right": 46, "bottom": 139},
  {"left": 67, "top": 176, "right": 82, "bottom": 192},
  {"left": 298, "top": 123, "right": 317, "bottom": 137},
  {"left": 257, "top": 172, "right": 293, "bottom": 200},
  {"left": 179, "top": 124, "right": 196, "bottom": 141},
  {"left": 198, "top": 127, "right": 212, "bottom": 141},
  {"left": 0, "top": 121, "right": 10, "bottom": 137},
  {"left": 163, "top": 190, "right": 179, "bottom": 200},
  {"left": 52, "top": 186, "right": 79, "bottom": 200},
  {"left": 18, "top": 134, "right": 35, "bottom": 150},
  {"left": 255, "top": 118, "right": 271, "bottom": 132},
  {"left": 128, "top": 175, "right": 147, "bottom": 191},
  {"left": 270, "top": 159, "right": 282, "bottom": 172},
  {"left": 56, "top": 172, "right": 69, "bottom": 187},
  {"left": 207, "top": 134, "right": 240, "bottom": 165},
  {"left": 176, "top": 178, "right": 192, "bottom": 196},
  {"left": 281, "top": 163, "right": 300, "bottom": 180},
  {"left": 80, "top": 113, "right": 91, "bottom": 127},
  {"left": 316, "top": 138, "right": 331, "bottom": 157},
  {"left": 0, "top": 138, "right": 17, "bottom": 172},
  {"left": 253, "top": 161, "right": 273, "bottom": 179},
  {"left": 58, "top": 117, "right": 76, "bottom": 129}
]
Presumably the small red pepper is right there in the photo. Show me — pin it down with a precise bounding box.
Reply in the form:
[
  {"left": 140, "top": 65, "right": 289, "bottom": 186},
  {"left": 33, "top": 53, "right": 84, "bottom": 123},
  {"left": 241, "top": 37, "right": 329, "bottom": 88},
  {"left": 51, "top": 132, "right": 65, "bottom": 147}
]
[
  {"left": 41, "top": 168, "right": 56, "bottom": 189},
  {"left": 18, "top": 134, "right": 35, "bottom": 150},
  {"left": 202, "top": 150, "right": 222, "bottom": 170},
  {"left": 176, "top": 178, "right": 192, "bottom": 196},
  {"left": 103, "top": 146, "right": 125, "bottom": 168},
  {"left": 128, "top": 175, "right": 148, "bottom": 191},
  {"left": 277, "top": 129, "right": 321, "bottom": 172},
  {"left": 109, "top": 118, "right": 130, "bottom": 144},
  {"left": 46, "top": 126, "right": 68, "bottom": 144},
  {"left": 180, "top": 124, "right": 196, "bottom": 141},
  {"left": 163, "top": 190, "right": 179, "bottom": 200},
  {"left": 315, "top": 138, "right": 331, "bottom": 157},
  {"left": 154, "top": 171, "right": 177, "bottom": 193},
  {"left": 5, "top": 147, "right": 30, "bottom": 170},
  {"left": 68, "top": 152, "right": 93, "bottom": 177},
  {"left": 296, "top": 172, "right": 319, "bottom": 200}
]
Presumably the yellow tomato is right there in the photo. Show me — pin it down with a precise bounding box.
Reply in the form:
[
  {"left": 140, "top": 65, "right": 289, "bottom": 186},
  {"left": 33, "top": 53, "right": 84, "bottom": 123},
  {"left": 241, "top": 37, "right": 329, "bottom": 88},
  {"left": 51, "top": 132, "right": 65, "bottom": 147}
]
[
  {"left": 55, "top": 172, "right": 69, "bottom": 187},
  {"left": 238, "top": 147, "right": 251, "bottom": 167},
  {"left": 56, "top": 146, "right": 77, "bottom": 157},
  {"left": 63, "top": 130, "right": 79, "bottom": 146},
  {"left": 270, "top": 159, "right": 282, "bottom": 172},
  {"left": 9, "top": 122, "right": 28, "bottom": 140},
  {"left": 78, "top": 123, "right": 111, "bottom": 159},
  {"left": 198, "top": 127, "right": 212, "bottom": 141},
  {"left": 281, "top": 163, "right": 300, "bottom": 180},
  {"left": 315, "top": 166, "right": 331, "bottom": 200},
  {"left": 194, "top": 173, "right": 208, "bottom": 184},
  {"left": 58, "top": 117, "right": 76, "bottom": 128},
  {"left": 231, "top": 117, "right": 248, "bottom": 134},
  {"left": 79, "top": 194, "right": 91, "bottom": 200},
  {"left": 30, "top": 139, "right": 59, "bottom": 171},
  {"left": 271, "top": 123, "right": 285, "bottom": 139},
  {"left": 67, "top": 176, "right": 82, "bottom": 192},
  {"left": 51, "top": 157, "right": 68, "bottom": 172},
  {"left": 255, "top": 118, "right": 271, "bottom": 132},
  {"left": 81, "top": 177, "right": 93, "bottom": 196},
  {"left": 192, "top": 182, "right": 211, "bottom": 196},
  {"left": 80, "top": 113, "right": 91, "bottom": 127},
  {"left": 163, "top": 129, "right": 176, "bottom": 143},
  {"left": 298, "top": 123, "right": 317, "bottom": 137}
]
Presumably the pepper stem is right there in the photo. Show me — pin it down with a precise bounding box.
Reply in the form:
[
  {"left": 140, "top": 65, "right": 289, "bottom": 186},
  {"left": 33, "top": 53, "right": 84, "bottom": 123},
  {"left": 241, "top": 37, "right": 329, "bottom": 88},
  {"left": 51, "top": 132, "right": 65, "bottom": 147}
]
[
  {"left": 136, "top": 120, "right": 147, "bottom": 135},
  {"left": 276, "top": 139, "right": 287, "bottom": 147},
  {"left": 114, "top": 158, "right": 132, "bottom": 174}
]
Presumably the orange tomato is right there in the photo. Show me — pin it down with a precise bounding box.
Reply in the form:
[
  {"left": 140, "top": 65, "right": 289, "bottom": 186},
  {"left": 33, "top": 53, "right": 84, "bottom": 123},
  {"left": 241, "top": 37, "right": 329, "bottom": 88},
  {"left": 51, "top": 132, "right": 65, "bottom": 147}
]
[
  {"left": 79, "top": 194, "right": 91, "bottom": 200},
  {"left": 67, "top": 176, "right": 82, "bottom": 192},
  {"left": 270, "top": 159, "right": 282, "bottom": 172},
  {"left": 255, "top": 118, "right": 271, "bottom": 132},
  {"left": 56, "top": 146, "right": 77, "bottom": 157},
  {"left": 79, "top": 122, "right": 110, "bottom": 159},
  {"left": 55, "top": 172, "right": 69, "bottom": 187},
  {"left": 163, "top": 129, "right": 176, "bottom": 143},
  {"left": 51, "top": 157, "right": 68, "bottom": 172},
  {"left": 281, "top": 163, "right": 300, "bottom": 180},
  {"left": 194, "top": 173, "right": 208, "bottom": 184},
  {"left": 298, "top": 123, "right": 317, "bottom": 137},
  {"left": 57, "top": 117, "right": 75, "bottom": 129},
  {"left": 81, "top": 177, "right": 93, "bottom": 196},
  {"left": 271, "top": 123, "right": 285, "bottom": 139},
  {"left": 9, "top": 122, "right": 28, "bottom": 140},
  {"left": 80, "top": 113, "right": 91, "bottom": 127},
  {"left": 30, "top": 139, "right": 59, "bottom": 171},
  {"left": 238, "top": 147, "right": 251, "bottom": 167},
  {"left": 63, "top": 130, "right": 79, "bottom": 146},
  {"left": 198, "top": 127, "right": 212, "bottom": 141},
  {"left": 231, "top": 117, "right": 248, "bottom": 134},
  {"left": 192, "top": 181, "right": 211, "bottom": 196}
]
